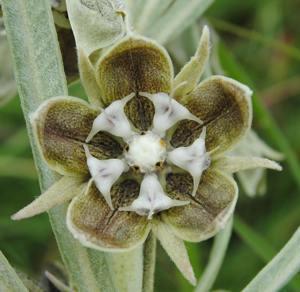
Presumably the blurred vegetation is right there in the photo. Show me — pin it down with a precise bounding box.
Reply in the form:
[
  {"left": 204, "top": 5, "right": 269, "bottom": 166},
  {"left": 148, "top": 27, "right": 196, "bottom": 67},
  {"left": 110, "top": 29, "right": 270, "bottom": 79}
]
[{"left": 0, "top": 0, "right": 300, "bottom": 291}]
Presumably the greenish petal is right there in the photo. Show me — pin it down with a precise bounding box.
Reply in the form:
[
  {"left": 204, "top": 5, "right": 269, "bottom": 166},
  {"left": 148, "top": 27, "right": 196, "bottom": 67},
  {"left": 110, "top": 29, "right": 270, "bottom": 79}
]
[
  {"left": 67, "top": 179, "right": 151, "bottom": 251},
  {"left": 162, "top": 169, "right": 238, "bottom": 242},
  {"left": 32, "top": 96, "right": 124, "bottom": 175},
  {"left": 170, "top": 76, "right": 252, "bottom": 154}
]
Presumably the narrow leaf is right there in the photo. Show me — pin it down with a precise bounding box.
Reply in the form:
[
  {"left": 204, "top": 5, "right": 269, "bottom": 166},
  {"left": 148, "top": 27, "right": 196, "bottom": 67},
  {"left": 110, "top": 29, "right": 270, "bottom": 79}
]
[
  {"left": 0, "top": 251, "right": 28, "bottom": 292},
  {"left": 195, "top": 217, "right": 233, "bottom": 292},
  {"left": 145, "top": 0, "right": 214, "bottom": 44},
  {"left": 242, "top": 227, "right": 300, "bottom": 292}
]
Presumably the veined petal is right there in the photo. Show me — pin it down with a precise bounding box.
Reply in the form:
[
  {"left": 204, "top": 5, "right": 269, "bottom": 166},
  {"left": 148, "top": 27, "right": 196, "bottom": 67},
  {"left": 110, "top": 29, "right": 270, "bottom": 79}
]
[
  {"left": 162, "top": 169, "right": 238, "bottom": 242},
  {"left": 96, "top": 35, "right": 173, "bottom": 131},
  {"left": 119, "top": 173, "right": 189, "bottom": 219},
  {"left": 12, "top": 176, "right": 86, "bottom": 220},
  {"left": 84, "top": 145, "right": 128, "bottom": 209},
  {"left": 170, "top": 76, "right": 252, "bottom": 155},
  {"left": 152, "top": 222, "right": 196, "bottom": 286},
  {"left": 172, "top": 26, "right": 210, "bottom": 98},
  {"left": 67, "top": 179, "right": 151, "bottom": 251},
  {"left": 168, "top": 129, "right": 210, "bottom": 196},
  {"left": 96, "top": 35, "right": 173, "bottom": 104},
  {"left": 86, "top": 93, "right": 135, "bottom": 142},
  {"left": 140, "top": 92, "right": 202, "bottom": 136},
  {"left": 32, "top": 96, "right": 123, "bottom": 175}
]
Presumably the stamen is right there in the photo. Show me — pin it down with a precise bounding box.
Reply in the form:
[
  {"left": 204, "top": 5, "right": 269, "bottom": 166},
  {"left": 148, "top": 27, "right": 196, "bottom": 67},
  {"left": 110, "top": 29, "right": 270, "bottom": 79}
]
[
  {"left": 167, "top": 128, "right": 210, "bottom": 196},
  {"left": 140, "top": 92, "right": 202, "bottom": 136},
  {"left": 119, "top": 173, "right": 189, "bottom": 219},
  {"left": 86, "top": 92, "right": 135, "bottom": 142},
  {"left": 84, "top": 145, "right": 128, "bottom": 209}
]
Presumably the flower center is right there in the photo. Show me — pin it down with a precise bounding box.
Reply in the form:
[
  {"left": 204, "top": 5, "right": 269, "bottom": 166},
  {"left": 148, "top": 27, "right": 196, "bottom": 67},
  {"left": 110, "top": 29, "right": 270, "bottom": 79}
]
[{"left": 124, "top": 131, "right": 167, "bottom": 173}]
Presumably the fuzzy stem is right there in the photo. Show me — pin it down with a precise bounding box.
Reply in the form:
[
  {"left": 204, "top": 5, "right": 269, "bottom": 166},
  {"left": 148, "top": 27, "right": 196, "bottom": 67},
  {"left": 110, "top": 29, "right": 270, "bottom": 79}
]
[
  {"left": 142, "top": 232, "right": 157, "bottom": 292},
  {"left": 1, "top": 0, "right": 114, "bottom": 291},
  {"left": 195, "top": 216, "right": 233, "bottom": 292}
]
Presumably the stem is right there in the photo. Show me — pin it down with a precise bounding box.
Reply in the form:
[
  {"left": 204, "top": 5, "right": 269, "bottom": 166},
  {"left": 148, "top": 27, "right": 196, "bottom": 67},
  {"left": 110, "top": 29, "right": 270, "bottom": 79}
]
[
  {"left": 2, "top": 1, "right": 114, "bottom": 291},
  {"left": 142, "top": 232, "right": 157, "bottom": 292},
  {"left": 195, "top": 216, "right": 233, "bottom": 292}
]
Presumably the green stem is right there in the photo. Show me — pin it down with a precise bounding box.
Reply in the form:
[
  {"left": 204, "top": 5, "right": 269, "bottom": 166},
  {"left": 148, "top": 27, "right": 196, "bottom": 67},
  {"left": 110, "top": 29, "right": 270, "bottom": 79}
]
[
  {"left": 195, "top": 216, "right": 233, "bottom": 292},
  {"left": 218, "top": 43, "right": 300, "bottom": 190},
  {"left": 2, "top": 1, "right": 114, "bottom": 291},
  {"left": 142, "top": 232, "right": 157, "bottom": 292}
]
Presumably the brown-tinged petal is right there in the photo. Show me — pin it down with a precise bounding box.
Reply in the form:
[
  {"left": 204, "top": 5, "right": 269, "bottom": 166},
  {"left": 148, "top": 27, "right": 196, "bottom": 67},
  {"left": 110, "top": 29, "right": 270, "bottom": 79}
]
[
  {"left": 170, "top": 76, "right": 252, "bottom": 154},
  {"left": 32, "top": 96, "right": 123, "bottom": 176},
  {"left": 96, "top": 35, "right": 173, "bottom": 131},
  {"left": 162, "top": 169, "right": 238, "bottom": 242},
  {"left": 67, "top": 179, "right": 151, "bottom": 251}
]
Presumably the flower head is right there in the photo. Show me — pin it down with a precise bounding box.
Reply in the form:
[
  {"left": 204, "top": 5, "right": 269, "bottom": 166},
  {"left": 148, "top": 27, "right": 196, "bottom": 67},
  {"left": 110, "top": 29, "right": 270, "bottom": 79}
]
[{"left": 12, "top": 21, "right": 281, "bottom": 284}]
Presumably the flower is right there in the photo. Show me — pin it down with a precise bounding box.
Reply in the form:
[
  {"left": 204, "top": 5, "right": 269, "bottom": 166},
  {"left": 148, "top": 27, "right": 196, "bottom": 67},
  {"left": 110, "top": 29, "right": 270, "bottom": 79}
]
[{"left": 12, "top": 23, "right": 282, "bottom": 284}]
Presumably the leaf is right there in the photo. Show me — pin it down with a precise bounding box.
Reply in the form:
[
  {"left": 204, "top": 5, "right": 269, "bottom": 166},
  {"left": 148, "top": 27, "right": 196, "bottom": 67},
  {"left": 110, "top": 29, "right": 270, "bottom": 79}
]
[
  {"left": 195, "top": 217, "right": 233, "bottom": 292},
  {"left": 0, "top": 251, "right": 28, "bottom": 292},
  {"left": 242, "top": 227, "right": 300, "bottom": 292},
  {"left": 1, "top": 0, "right": 115, "bottom": 291},
  {"left": 66, "top": 0, "right": 127, "bottom": 56},
  {"left": 143, "top": 0, "right": 214, "bottom": 45}
]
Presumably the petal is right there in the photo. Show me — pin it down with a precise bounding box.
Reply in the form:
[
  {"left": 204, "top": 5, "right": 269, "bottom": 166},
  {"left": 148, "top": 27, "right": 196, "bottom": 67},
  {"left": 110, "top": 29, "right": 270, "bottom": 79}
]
[
  {"left": 153, "top": 222, "right": 196, "bottom": 286},
  {"left": 120, "top": 173, "right": 189, "bottom": 219},
  {"left": 67, "top": 179, "right": 151, "bottom": 251},
  {"left": 162, "top": 169, "right": 238, "bottom": 242},
  {"left": 96, "top": 35, "right": 173, "bottom": 105},
  {"left": 96, "top": 35, "right": 173, "bottom": 131},
  {"left": 214, "top": 156, "right": 282, "bottom": 173},
  {"left": 170, "top": 76, "right": 252, "bottom": 154},
  {"left": 172, "top": 26, "right": 210, "bottom": 99},
  {"left": 32, "top": 96, "right": 123, "bottom": 176},
  {"left": 78, "top": 49, "right": 102, "bottom": 107},
  {"left": 12, "top": 176, "right": 86, "bottom": 220}
]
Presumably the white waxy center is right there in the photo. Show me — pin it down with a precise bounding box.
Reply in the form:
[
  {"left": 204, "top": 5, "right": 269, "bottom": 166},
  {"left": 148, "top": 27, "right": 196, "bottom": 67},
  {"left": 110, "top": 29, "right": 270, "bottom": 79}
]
[{"left": 125, "top": 132, "right": 167, "bottom": 173}]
